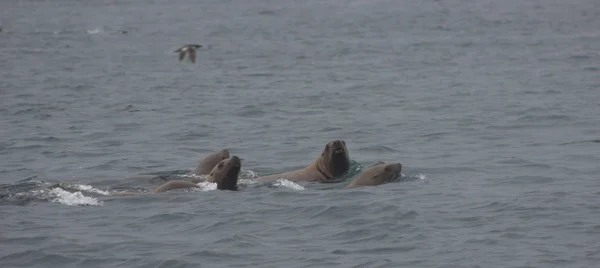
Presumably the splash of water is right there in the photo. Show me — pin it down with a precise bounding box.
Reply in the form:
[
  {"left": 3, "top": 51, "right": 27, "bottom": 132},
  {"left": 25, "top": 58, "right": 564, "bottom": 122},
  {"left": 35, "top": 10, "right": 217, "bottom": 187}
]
[
  {"left": 415, "top": 173, "right": 428, "bottom": 180},
  {"left": 195, "top": 181, "right": 217, "bottom": 191},
  {"left": 86, "top": 27, "right": 102, "bottom": 34},
  {"left": 272, "top": 179, "right": 305, "bottom": 191},
  {"left": 72, "top": 184, "right": 110, "bottom": 195},
  {"left": 29, "top": 188, "right": 103, "bottom": 206}
]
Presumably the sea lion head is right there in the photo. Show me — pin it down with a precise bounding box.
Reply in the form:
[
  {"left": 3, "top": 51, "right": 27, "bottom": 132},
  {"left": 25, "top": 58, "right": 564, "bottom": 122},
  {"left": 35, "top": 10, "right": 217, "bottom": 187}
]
[
  {"left": 317, "top": 139, "right": 350, "bottom": 180},
  {"left": 347, "top": 162, "right": 402, "bottom": 188},
  {"left": 208, "top": 155, "right": 241, "bottom": 191},
  {"left": 195, "top": 149, "right": 230, "bottom": 175},
  {"left": 218, "top": 149, "right": 230, "bottom": 160},
  {"left": 377, "top": 162, "right": 403, "bottom": 183}
]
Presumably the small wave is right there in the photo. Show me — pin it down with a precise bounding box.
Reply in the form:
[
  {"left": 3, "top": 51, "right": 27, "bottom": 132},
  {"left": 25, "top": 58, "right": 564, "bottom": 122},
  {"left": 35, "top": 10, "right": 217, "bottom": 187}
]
[
  {"left": 414, "top": 173, "right": 428, "bottom": 180},
  {"left": 47, "top": 188, "right": 102, "bottom": 206},
  {"left": 560, "top": 139, "right": 600, "bottom": 145},
  {"left": 240, "top": 169, "right": 259, "bottom": 179},
  {"left": 195, "top": 181, "right": 217, "bottom": 191},
  {"left": 27, "top": 188, "right": 102, "bottom": 206},
  {"left": 366, "top": 161, "right": 386, "bottom": 167},
  {"left": 272, "top": 179, "right": 305, "bottom": 190},
  {"left": 395, "top": 173, "right": 429, "bottom": 183},
  {"left": 71, "top": 184, "right": 110, "bottom": 195},
  {"left": 6, "top": 182, "right": 106, "bottom": 206},
  {"left": 346, "top": 160, "right": 363, "bottom": 177},
  {"left": 86, "top": 27, "right": 102, "bottom": 34},
  {"left": 194, "top": 178, "right": 269, "bottom": 191},
  {"left": 358, "top": 145, "right": 398, "bottom": 153},
  {"left": 258, "top": 9, "right": 276, "bottom": 16},
  {"left": 177, "top": 173, "right": 207, "bottom": 180},
  {"left": 49, "top": 183, "right": 111, "bottom": 195},
  {"left": 238, "top": 179, "right": 258, "bottom": 186}
]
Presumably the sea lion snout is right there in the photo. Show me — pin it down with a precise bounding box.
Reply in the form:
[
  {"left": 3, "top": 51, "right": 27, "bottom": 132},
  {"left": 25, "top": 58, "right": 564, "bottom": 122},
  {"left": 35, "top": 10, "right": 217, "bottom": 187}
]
[
  {"left": 331, "top": 140, "right": 347, "bottom": 154},
  {"left": 388, "top": 163, "right": 403, "bottom": 179},
  {"left": 230, "top": 156, "right": 241, "bottom": 167},
  {"left": 227, "top": 156, "right": 242, "bottom": 176},
  {"left": 219, "top": 155, "right": 242, "bottom": 191}
]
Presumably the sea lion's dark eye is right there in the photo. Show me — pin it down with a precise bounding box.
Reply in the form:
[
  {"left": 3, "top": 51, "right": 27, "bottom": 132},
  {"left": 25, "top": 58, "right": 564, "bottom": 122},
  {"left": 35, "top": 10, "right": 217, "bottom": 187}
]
[{"left": 384, "top": 167, "right": 391, "bottom": 172}]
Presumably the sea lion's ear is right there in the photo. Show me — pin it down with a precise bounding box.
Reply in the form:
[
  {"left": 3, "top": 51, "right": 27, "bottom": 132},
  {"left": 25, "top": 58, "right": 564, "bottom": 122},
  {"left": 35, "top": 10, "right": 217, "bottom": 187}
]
[{"left": 370, "top": 173, "right": 379, "bottom": 181}]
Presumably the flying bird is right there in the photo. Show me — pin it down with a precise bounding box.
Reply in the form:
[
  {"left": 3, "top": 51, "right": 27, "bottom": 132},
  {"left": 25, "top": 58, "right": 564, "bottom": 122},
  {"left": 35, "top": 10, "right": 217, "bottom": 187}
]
[{"left": 175, "top": 44, "right": 202, "bottom": 63}]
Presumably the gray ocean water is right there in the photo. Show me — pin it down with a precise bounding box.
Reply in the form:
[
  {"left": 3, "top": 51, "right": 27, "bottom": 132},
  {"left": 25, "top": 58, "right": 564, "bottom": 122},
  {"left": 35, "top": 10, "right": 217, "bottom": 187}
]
[{"left": 1, "top": 0, "right": 600, "bottom": 267}]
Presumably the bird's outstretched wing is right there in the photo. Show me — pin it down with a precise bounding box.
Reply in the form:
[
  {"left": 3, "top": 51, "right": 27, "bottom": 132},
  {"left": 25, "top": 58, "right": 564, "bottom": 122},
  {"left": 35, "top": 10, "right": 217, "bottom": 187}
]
[{"left": 189, "top": 48, "right": 196, "bottom": 63}]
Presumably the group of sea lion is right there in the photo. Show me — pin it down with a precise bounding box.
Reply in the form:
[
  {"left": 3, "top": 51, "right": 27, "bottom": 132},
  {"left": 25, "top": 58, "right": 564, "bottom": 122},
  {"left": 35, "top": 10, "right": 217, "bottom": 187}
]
[{"left": 113, "top": 140, "right": 403, "bottom": 196}]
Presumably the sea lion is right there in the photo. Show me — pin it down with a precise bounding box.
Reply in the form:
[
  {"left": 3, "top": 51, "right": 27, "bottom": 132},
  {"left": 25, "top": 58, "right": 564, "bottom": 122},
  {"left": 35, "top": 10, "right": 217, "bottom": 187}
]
[
  {"left": 112, "top": 156, "right": 242, "bottom": 196},
  {"left": 207, "top": 155, "right": 241, "bottom": 191},
  {"left": 125, "top": 149, "right": 230, "bottom": 182},
  {"left": 345, "top": 162, "right": 402, "bottom": 188},
  {"left": 254, "top": 140, "right": 350, "bottom": 183},
  {"left": 194, "top": 149, "right": 230, "bottom": 175},
  {"left": 157, "top": 155, "right": 241, "bottom": 192}
]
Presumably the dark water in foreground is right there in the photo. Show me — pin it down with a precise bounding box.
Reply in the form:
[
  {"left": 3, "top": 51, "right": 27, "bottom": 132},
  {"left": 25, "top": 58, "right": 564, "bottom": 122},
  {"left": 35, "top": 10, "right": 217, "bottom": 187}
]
[{"left": 1, "top": 0, "right": 600, "bottom": 267}]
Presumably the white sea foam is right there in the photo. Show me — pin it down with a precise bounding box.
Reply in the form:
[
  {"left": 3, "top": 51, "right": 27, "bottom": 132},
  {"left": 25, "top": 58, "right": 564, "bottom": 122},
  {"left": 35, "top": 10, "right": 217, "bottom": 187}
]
[
  {"left": 240, "top": 169, "right": 259, "bottom": 179},
  {"left": 72, "top": 184, "right": 110, "bottom": 195},
  {"left": 196, "top": 181, "right": 217, "bottom": 191},
  {"left": 178, "top": 173, "right": 206, "bottom": 180},
  {"left": 415, "top": 173, "right": 428, "bottom": 180},
  {"left": 49, "top": 188, "right": 103, "bottom": 206},
  {"left": 30, "top": 188, "right": 103, "bottom": 206},
  {"left": 86, "top": 27, "right": 102, "bottom": 34},
  {"left": 272, "top": 179, "right": 305, "bottom": 191}
]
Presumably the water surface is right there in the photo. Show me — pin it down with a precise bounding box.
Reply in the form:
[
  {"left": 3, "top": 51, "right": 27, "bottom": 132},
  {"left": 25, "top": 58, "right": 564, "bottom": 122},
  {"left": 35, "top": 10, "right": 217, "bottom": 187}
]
[{"left": 1, "top": 0, "right": 600, "bottom": 267}]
